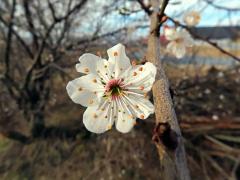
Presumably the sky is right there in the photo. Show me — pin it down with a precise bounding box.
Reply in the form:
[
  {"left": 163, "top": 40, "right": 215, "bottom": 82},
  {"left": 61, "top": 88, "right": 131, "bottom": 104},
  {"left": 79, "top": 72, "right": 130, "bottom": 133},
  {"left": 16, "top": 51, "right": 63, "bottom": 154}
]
[
  {"left": 101, "top": 0, "right": 240, "bottom": 39},
  {"left": 166, "top": 0, "right": 240, "bottom": 26},
  {"left": 111, "top": 0, "right": 240, "bottom": 27},
  {"left": 2, "top": 0, "right": 239, "bottom": 39}
]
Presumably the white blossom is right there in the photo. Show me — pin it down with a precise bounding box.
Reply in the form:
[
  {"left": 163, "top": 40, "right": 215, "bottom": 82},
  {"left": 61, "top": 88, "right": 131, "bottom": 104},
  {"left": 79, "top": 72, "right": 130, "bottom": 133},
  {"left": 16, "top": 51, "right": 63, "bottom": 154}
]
[
  {"left": 184, "top": 11, "right": 201, "bottom": 26},
  {"left": 164, "top": 27, "right": 193, "bottom": 59},
  {"left": 66, "top": 44, "right": 156, "bottom": 133}
]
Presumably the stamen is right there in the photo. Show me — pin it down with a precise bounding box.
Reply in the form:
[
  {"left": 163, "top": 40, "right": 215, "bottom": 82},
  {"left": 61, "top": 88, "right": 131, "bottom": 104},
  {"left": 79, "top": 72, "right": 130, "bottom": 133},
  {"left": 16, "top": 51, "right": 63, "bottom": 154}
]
[
  {"left": 114, "top": 52, "right": 118, "bottom": 56},
  {"left": 84, "top": 68, "right": 89, "bottom": 73},
  {"left": 132, "top": 60, "right": 137, "bottom": 66},
  {"left": 89, "top": 100, "right": 94, "bottom": 105},
  {"left": 97, "top": 51, "right": 101, "bottom": 57},
  {"left": 107, "top": 125, "right": 112, "bottom": 130},
  {"left": 144, "top": 93, "right": 149, "bottom": 99},
  {"left": 123, "top": 91, "right": 144, "bottom": 97},
  {"left": 140, "top": 114, "right": 145, "bottom": 119},
  {"left": 139, "top": 86, "right": 144, "bottom": 90}
]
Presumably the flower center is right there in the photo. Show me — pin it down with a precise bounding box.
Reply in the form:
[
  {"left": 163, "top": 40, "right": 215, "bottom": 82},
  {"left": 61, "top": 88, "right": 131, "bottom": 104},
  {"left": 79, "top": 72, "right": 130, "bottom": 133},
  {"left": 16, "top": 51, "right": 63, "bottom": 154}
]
[{"left": 105, "top": 79, "right": 124, "bottom": 99}]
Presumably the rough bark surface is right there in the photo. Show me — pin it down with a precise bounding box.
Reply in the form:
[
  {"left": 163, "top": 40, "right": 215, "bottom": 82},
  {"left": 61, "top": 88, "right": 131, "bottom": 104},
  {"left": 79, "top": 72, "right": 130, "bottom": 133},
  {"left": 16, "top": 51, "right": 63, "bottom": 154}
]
[{"left": 146, "top": 1, "right": 191, "bottom": 180}]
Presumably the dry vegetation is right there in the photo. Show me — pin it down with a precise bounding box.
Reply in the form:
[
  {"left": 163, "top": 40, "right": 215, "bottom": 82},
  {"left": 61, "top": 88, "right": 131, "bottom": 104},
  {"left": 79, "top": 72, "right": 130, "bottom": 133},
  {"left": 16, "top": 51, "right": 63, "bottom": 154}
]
[{"left": 0, "top": 57, "right": 240, "bottom": 179}]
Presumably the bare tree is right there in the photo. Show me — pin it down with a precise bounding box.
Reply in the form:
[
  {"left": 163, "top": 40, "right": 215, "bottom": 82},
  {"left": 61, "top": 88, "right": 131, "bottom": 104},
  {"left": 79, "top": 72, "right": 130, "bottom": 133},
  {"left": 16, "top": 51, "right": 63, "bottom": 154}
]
[{"left": 0, "top": 0, "right": 130, "bottom": 142}]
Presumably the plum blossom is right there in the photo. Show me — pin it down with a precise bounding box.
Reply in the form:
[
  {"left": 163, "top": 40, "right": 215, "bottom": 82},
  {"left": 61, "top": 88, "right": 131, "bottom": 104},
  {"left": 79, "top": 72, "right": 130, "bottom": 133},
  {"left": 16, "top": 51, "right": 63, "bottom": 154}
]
[
  {"left": 66, "top": 44, "right": 156, "bottom": 133},
  {"left": 184, "top": 11, "right": 201, "bottom": 26},
  {"left": 164, "top": 27, "right": 193, "bottom": 59}
]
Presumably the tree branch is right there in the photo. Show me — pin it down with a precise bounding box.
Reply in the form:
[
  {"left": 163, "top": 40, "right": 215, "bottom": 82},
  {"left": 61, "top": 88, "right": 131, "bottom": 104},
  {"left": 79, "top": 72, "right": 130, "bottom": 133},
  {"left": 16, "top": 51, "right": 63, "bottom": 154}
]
[
  {"left": 136, "top": 0, "right": 152, "bottom": 15},
  {"left": 146, "top": 0, "right": 190, "bottom": 179},
  {"left": 0, "top": 15, "right": 34, "bottom": 59},
  {"left": 167, "top": 16, "right": 240, "bottom": 62},
  {"left": 4, "top": 0, "right": 16, "bottom": 76},
  {"left": 204, "top": 0, "right": 240, "bottom": 11},
  {"left": 23, "top": 0, "right": 39, "bottom": 49}
]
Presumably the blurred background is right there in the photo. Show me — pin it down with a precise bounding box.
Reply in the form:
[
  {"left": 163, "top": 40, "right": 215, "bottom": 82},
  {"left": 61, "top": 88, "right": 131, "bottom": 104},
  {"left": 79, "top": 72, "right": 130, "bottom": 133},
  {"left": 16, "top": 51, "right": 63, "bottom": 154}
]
[{"left": 0, "top": 0, "right": 240, "bottom": 179}]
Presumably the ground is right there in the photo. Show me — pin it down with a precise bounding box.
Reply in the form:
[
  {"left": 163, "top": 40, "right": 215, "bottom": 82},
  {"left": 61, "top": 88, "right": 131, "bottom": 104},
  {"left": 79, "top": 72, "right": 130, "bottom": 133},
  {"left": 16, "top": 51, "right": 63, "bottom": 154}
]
[{"left": 0, "top": 62, "right": 240, "bottom": 180}]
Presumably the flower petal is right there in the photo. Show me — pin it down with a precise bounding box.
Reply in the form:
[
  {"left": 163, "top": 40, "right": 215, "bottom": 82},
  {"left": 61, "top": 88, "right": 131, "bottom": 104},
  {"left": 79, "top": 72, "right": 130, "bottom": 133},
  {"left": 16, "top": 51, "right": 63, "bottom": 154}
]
[
  {"left": 121, "top": 94, "right": 154, "bottom": 120},
  {"left": 115, "top": 98, "right": 136, "bottom": 133},
  {"left": 164, "top": 28, "right": 178, "bottom": 41},
  {"left": 76, "top": 53, "right": 103, "bottom": 74},
  {"left": 184, "top": 11, "right": 200, "bottom": 26},
  {"left": 122, "top": 62, "right": 157, "bottom": 94},
  {"left": 180, "top": 29, "right": 193, "bottom": 47},
  {"left": 175, "top": 43, "right": 186, "bottom": 59},
  {"left": 95, "top": 59, "right": 114, "bottom": 83},
  {"left": 167, "top": 41, "right": 186, "bottom": 59},
  {"left": 66, "top": 74, "right": 104, "bottom": 107},
  {"left": 83, "top": 100, "right": 114, "bottom": 134},
  {"left": 107, "top": 43, "right": 131, "bottom": 78}
]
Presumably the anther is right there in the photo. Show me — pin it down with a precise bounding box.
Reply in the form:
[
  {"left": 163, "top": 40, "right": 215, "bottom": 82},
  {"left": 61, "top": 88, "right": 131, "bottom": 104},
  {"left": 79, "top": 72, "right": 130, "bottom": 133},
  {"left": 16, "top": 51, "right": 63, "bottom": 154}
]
[{"left": 84, "top": 68, "right": 89, "bottom": 73}]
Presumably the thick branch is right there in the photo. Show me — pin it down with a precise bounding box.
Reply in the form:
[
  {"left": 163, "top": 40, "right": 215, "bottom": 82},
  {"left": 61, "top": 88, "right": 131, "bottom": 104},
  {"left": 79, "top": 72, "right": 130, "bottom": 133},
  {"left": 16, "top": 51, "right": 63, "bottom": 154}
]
[
  {"left": 137, "top": 0, "right": 152, "bottom": 15},
  {"left": 146, "top": 0, "right": 190, "bottom": 179},
  {"left": 23, "top": 0, "right": 39, "bottom": 49}
]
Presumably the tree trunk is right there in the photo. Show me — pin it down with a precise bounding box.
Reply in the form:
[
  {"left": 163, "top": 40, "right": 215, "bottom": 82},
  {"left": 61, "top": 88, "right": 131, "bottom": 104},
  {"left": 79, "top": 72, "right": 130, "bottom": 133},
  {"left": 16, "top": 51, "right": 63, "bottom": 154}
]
[
  {"left": 31, "top": 111, "right": 45, "bottom": 138},
  {"left": 146, "top": 1, "right": 191, "bottom": 180}
]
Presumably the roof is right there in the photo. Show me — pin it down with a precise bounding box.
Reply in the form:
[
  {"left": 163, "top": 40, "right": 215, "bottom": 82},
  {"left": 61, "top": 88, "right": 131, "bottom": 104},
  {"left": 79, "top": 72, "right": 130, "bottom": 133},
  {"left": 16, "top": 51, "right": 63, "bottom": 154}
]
[{"left": 190, "top": 26, "right": 240, "bottom": 40}]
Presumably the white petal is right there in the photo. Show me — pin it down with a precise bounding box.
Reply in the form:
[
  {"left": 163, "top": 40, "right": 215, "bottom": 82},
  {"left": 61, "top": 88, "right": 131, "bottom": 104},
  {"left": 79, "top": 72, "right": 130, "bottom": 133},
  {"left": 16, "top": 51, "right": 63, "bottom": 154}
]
[
  {"left": 76, "top": 53, "right": 102, "bottom": 74},
  {"left": 184, "top": 11, "right": 200, "bottom": 26},
  {"left": 180, "top": 29, "right": 193, "bottom": 47},
  {"left": 95, "top": 59, "right": 114, "bottom": 83},
  {"left": 107, "top": 43, "right": 131, "bottom": 78},
  {"left": 115, "top": 98, "right": 136, "bottom": 133},
  {"left": 122, "top": 94, "right": 154, "bottom": 120},
  {"left": 83, "top": 100, "right": 114, "bottom": 134},
  {"left": 174, "top": 43, "right": 186, "bottom": 59},
  {"left": 66, "top": 74, "right": 104, "bottom": 107},
  {"left": 166, "top": 41, "right": 177, "bottom": 53},
  {"left": 167, "top": 41, "right": 186, "bottom": 58},
  {"left": 164, "top": 28, "right": 178, "bottom": 41},
  {"left": 122, "top": 62, "right": 157, "bottom": 94}
]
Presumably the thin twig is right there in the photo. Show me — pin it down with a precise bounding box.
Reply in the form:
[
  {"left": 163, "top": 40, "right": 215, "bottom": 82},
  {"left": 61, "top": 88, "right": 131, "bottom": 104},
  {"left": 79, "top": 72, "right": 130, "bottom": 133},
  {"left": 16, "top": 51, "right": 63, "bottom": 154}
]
[{"left": 4, "top": 0, "right": 16, "bottom": 76}]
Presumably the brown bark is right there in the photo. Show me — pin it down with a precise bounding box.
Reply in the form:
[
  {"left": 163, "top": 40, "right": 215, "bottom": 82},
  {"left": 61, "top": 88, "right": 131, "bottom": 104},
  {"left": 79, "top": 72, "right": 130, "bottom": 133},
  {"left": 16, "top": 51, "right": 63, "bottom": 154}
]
[{"left": 146, "top": 0, "right": 190, "bottom": 179}]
